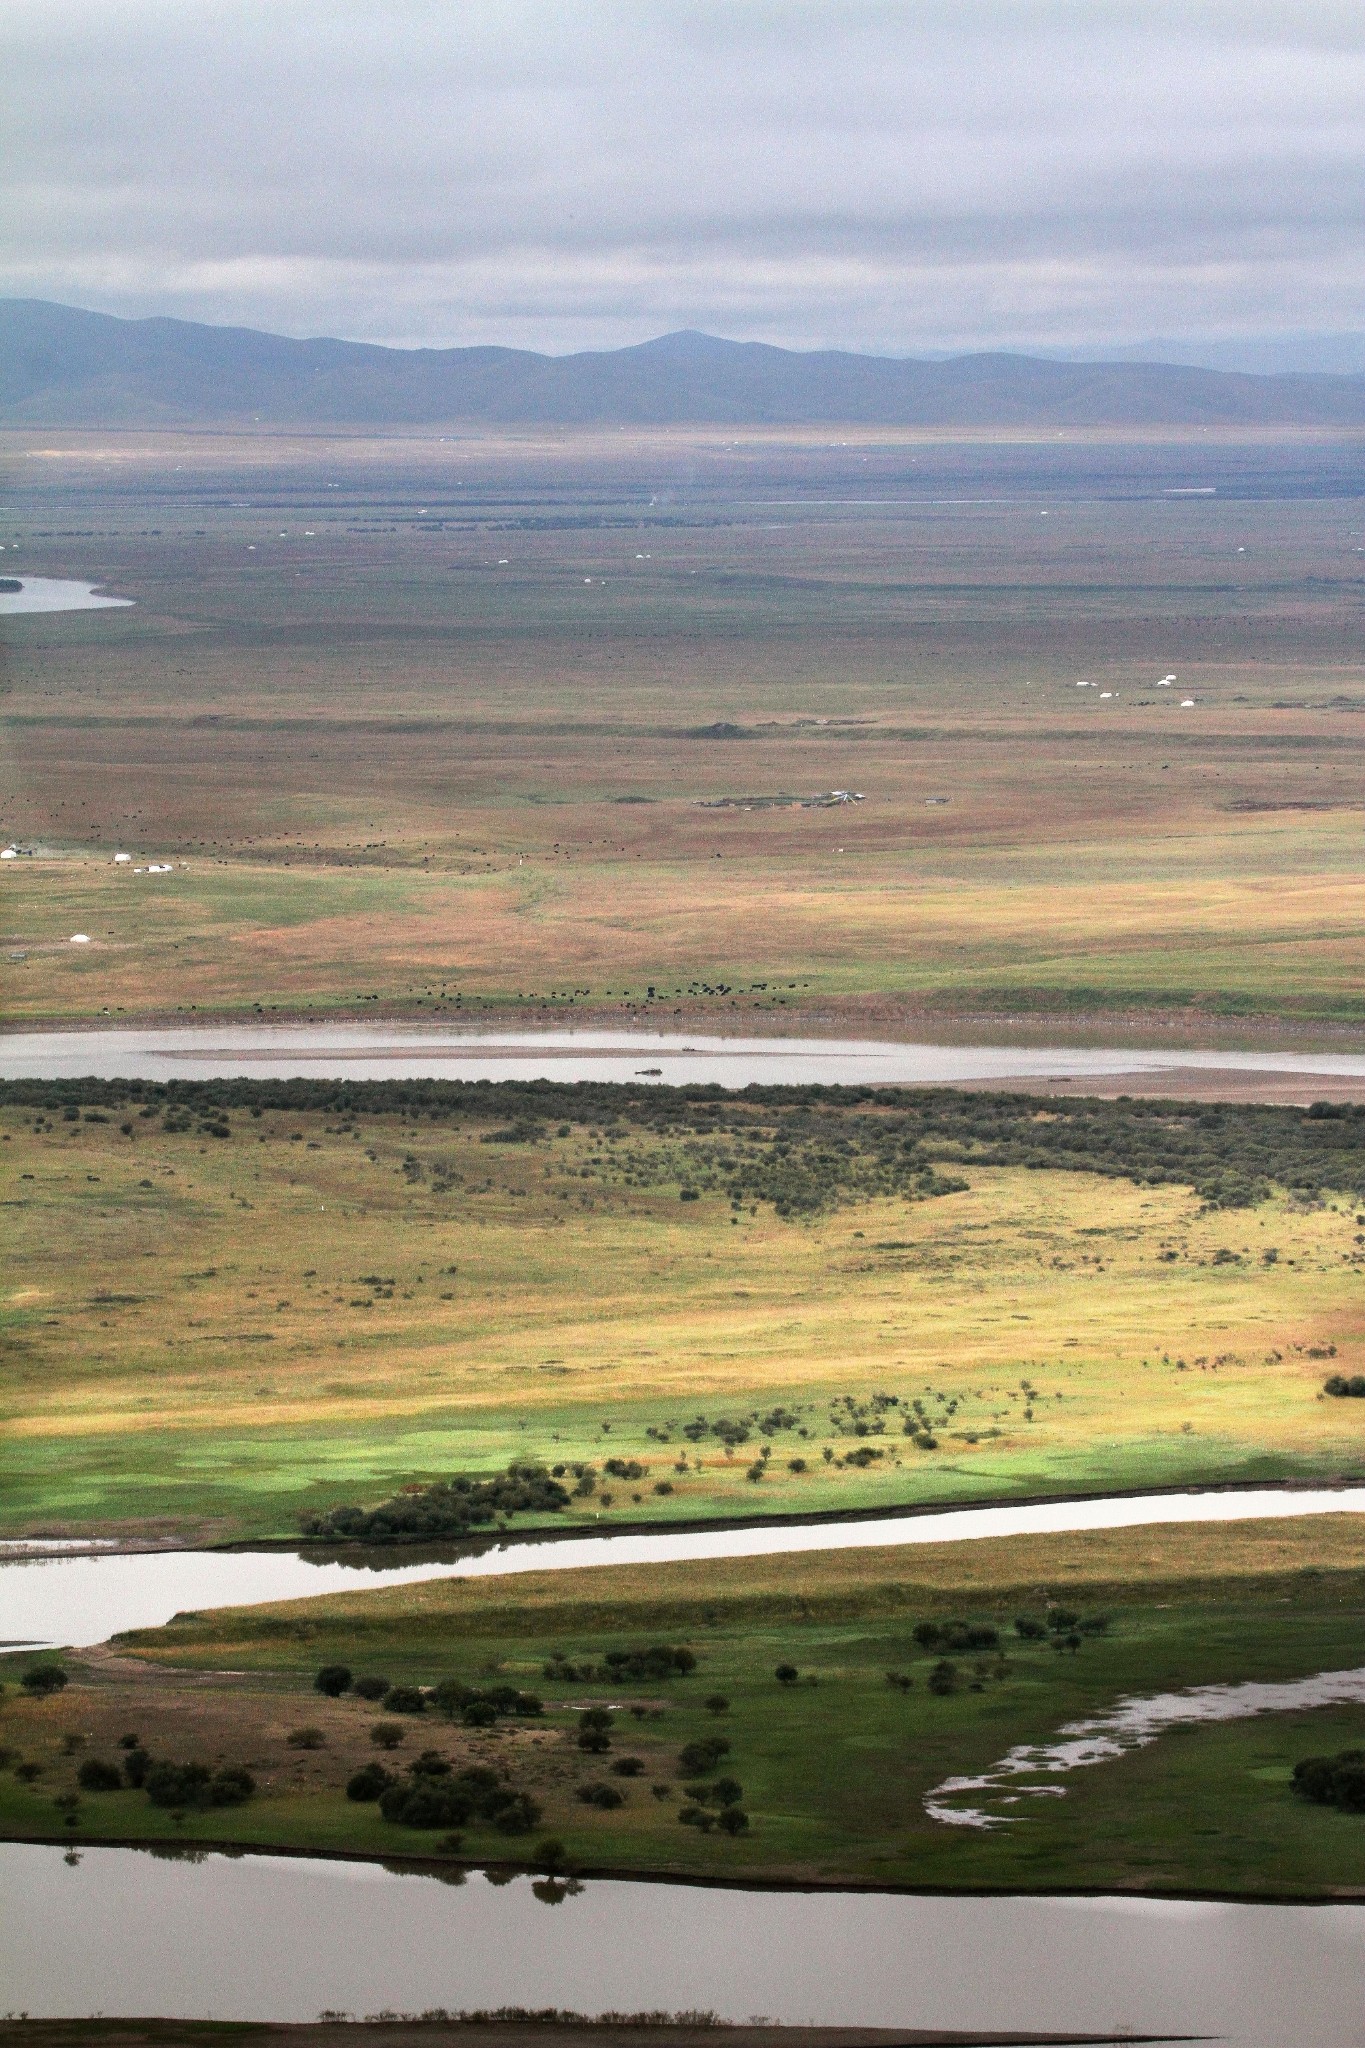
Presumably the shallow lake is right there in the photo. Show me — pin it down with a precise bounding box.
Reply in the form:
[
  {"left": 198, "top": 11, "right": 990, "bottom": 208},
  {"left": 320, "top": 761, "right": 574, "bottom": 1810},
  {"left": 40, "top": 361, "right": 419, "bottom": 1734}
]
[
  {"left": 1, "top": 1840, "right": 1362, "bottom": 2043},
  {"left": 4, "top": 1488, "right": 1363, "bottom": 1650},
  {"left": 0, "top": 576, "right": 134, "bottom": 614},
  {"left": 7, "top": 1020, "right": 1365, "bottom": 1089}
]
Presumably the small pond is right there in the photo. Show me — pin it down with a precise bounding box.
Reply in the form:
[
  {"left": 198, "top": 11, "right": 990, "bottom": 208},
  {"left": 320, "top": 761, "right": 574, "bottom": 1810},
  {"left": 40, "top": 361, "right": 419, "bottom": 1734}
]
[{"left": 0, "top": 576, "right": 134, "bottom": 614}]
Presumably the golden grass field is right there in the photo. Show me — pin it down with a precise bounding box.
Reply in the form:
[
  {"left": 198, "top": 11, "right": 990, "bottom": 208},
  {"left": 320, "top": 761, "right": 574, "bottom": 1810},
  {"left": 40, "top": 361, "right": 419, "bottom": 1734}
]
[{"left": 6, "top": 1096, "right": 1365, "bottom": 1538}]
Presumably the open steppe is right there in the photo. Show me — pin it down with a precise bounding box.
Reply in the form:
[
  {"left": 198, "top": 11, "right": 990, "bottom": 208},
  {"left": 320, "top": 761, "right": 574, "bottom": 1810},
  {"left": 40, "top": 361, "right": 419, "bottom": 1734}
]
[{"left": 4, "top": 426, "right": 1365, "bottom": 1031}]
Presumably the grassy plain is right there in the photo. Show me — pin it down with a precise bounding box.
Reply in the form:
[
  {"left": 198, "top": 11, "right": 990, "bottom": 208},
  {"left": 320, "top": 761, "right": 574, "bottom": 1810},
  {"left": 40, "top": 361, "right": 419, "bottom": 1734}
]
[
  {"left": 5, "top": 427, "right": 1365, "bottom": 1028},
  {"left": 4, "top": 1090, "right": 1365, "bottom": 1541},
  {"left": 7, "top": 1518, "right": 1365, "bottom": 1895}
]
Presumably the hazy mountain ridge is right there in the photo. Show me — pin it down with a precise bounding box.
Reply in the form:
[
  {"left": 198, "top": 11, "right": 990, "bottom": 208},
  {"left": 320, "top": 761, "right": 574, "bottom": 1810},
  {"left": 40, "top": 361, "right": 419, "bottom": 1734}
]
[{"left": 6, "top": 298, "right": 1365, "bottom": 428}]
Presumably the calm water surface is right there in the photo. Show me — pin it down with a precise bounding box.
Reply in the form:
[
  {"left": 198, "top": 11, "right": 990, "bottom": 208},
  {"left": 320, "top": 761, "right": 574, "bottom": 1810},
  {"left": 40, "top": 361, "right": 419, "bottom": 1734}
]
[
  {"left": 0, "top": 576, "right": 134, "bottom": 614},
  {"left": 1, "top": 1842, "right": 1362, "bottom": 2043},
  {"left": 4, "top": 1488, "right": 1364, "bottom": 1649},
  {"left": 8, "top": 1020, "right": 1365, "bottom": 1087}
]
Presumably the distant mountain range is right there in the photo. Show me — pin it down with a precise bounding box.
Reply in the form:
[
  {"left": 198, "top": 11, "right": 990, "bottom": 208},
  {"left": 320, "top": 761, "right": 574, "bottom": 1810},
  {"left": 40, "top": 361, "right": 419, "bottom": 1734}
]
[{"left": 7, "top": 298, "right": 1365, "bottom": 429}]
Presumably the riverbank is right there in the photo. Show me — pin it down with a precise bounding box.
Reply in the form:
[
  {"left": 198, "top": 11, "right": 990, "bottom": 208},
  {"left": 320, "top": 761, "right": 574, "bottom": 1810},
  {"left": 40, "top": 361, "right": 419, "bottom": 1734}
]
[
  {"left": 0, "top": 2024, "right": 1168, "bottom": 2048},
  {"left": 7, "top": 1519, "right": 1365, "bottom": 1899}
]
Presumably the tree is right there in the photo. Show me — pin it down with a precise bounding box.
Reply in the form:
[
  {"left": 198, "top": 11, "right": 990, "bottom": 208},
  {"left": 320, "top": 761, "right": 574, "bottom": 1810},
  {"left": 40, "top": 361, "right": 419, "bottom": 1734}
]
[
  {"left": 21, "top": 1665, "right": 67, "bottom": 1698},
  {"left": 927, "top": 1659, "right": 958, "bottom": 1696},
  {"left": 774, "top": 1663, "right": 799, "bottom": 1685},
  {"left": 704, "top": 1694, "right": 730, "bottom": 1715},
  {"left": 370, "top": 1720, "right": 406, "bottom": 1749},
  {"left": 76, "top": 1759, "right": 123, "bottom": 1792},
  {"left": 716, "top": 1805, "right": 750, "bottom": 1835},
  {"left": 679, "top": 1736, "right": 730, "bottom": 1773},
  {"left": 314, "top": 1664, "right": 353, "bottom": 1697},
  {"left": 352, "top": 1674, "right": 390, "bottom": 1700},
  {"left": 346, "top": 1763, "right": 395, "bottom": 1802},
  {"left": 576, "top": 1781, "right": 625, "bottom": 1809},
  {"left": 382, "top": 1685, "right": 426, "bottom": 1715}
]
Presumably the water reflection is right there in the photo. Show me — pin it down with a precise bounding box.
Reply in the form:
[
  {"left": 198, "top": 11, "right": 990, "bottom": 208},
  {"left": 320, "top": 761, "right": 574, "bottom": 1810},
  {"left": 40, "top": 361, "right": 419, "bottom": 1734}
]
[{"left": 1, "top": 1840, "right": 1362, "bottom": 2044}]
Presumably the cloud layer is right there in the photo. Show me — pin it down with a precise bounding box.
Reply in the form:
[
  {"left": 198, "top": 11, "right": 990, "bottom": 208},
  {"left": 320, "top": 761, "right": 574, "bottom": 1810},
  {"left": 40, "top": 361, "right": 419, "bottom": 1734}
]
[{"left": 5, "top": 1, "right": 1365, "bottom": 352}]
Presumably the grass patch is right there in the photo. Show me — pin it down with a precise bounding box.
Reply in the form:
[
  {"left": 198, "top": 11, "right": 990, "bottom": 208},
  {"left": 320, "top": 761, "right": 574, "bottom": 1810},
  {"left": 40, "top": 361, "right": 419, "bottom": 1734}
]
[
  {"left": 5, "top": 1089, "right": 1365, "bottom": 1539},
  {"left": 9, "top": 1518, "right": 1365, "bottom": 1896}
]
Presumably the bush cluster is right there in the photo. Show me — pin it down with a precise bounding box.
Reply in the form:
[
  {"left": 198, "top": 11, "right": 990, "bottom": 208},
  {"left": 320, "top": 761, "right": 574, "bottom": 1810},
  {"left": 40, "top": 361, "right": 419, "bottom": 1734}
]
[
  {"left": 301, "top": 1461, "right": 569, "bottom": 1541},
  {"left": 144, "top": 1761, "right": 256, "bottom": 1810},
  {"left": 1293, "top": 1749, "right": 1365, "bottom": 1811},
  {"left": 351, "top": 1753, "right": 543, "bottom": 1834},
  {"left": 20, "top": 1076, "right": 1365, "bottom": 1216}
]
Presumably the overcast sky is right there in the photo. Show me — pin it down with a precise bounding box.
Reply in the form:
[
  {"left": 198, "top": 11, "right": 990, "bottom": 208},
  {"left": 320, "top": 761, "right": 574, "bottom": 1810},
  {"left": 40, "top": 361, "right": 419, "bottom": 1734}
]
[{"left": 4, "top": 1, "right": 1365, "bottom": 356}]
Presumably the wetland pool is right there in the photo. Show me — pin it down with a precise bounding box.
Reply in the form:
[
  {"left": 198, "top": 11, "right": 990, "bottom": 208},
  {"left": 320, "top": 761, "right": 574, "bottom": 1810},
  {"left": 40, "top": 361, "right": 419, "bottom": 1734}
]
[
  {"left": 4, "top": 1488, "right": 1365, "bottom": 1650},
  {"left": 0, "top": 577, "right": 134, "bottom": 614},
  {"left": 0, "top": 1840, "right": 1362, "bottom": 2044}
]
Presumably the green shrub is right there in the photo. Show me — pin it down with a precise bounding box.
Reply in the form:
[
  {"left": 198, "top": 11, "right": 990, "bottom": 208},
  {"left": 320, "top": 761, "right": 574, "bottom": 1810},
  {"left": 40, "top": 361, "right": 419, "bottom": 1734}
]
[
  {"left": 314, "top": 1664, "right": 353, "bottom": 1697},
  {"left": 577, "top": 1781, "right": 625, "bottom": 1809},
  {"left": 144, "top": 1761, "right": 255, "bottom": 1809},
  {"left": 21, "top": 1665, "right": 67, "bottom": 1698},
  {"left": 76, "top": 1759, "right": 123, "bottom": 1793},
  {"left": 678, "top": 1737, "right": 730, "bottom": 1774},
  {"left": 346, "top": 1763, "right": 396, "bottom": 1801},
  {"left": 1293, "top": 1750, "right": 1365, "bottom": 1811}
]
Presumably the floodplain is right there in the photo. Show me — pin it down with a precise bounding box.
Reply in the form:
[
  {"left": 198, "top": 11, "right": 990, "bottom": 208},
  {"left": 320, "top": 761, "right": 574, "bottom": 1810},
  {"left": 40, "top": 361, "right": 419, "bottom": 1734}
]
[
  {"left": 5, "top": 426, "right": 1365, "bottom": 1033},
  {"left": 8, "top": 425, "right": 1365, "bottom": 1914}
]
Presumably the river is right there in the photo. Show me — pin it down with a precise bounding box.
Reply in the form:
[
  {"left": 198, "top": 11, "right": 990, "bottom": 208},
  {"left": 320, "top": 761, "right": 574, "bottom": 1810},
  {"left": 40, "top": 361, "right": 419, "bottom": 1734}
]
[
  {"left": 0, "top": 1841, "right": 1361, "bottom": 2043},
  {"left": 4, "top": 1487, "right": 1364, "bottom": 1650},
  {"left": 6, "top": 1021, "right": 1365, "bottom": 1090}
]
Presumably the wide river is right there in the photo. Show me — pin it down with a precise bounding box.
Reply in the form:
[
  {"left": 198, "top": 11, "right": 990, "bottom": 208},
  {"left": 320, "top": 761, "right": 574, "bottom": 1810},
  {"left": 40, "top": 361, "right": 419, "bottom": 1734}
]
[
  {"left": 8, "top": 1020, "right": 1365, "bottom": 1090},
  {"left": 0, "top": 1840, "right": 1362, "bottom": 2044}
]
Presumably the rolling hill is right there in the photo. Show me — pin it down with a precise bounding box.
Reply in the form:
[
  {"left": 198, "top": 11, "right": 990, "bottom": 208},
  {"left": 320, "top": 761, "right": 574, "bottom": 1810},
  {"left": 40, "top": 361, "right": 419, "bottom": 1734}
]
[{"left": 6, "top": 298, "right": 1365, "bottom": 429}]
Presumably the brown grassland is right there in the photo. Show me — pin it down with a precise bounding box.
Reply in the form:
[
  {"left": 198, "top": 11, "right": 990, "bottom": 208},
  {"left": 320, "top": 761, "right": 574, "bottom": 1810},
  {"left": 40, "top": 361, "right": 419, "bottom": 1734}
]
[{"left": 4, "top": 425, "right": 1365, "bottom": 1030}]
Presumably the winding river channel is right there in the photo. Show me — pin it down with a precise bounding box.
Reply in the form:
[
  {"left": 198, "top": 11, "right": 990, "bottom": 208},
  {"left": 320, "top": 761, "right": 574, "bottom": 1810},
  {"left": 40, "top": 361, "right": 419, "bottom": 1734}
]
[
  {"left": 4, "top": 1487, "right": 1365, "bottom": 1650},
  {"left": 5, "top": 1494, "right": 1365, "bottom": 2040}
]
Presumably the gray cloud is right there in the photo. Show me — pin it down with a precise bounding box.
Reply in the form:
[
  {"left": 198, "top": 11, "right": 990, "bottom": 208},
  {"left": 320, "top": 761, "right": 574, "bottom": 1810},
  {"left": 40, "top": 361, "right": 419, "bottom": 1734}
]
[{"left": 4, "top": 0, "right": 1365, "bottom": 352}]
